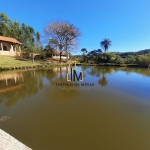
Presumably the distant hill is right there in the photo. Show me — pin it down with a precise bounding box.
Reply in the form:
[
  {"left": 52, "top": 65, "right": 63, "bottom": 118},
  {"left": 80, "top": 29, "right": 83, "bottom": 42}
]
[
  {"left": 73, "top": 49, "right": 150, "bottom": 58},
  {"left": 115, "top": 49, "right": 150, "bottom": 58},
  {"left": 136, "top": 49, "right": 150, "bottom": 55}
]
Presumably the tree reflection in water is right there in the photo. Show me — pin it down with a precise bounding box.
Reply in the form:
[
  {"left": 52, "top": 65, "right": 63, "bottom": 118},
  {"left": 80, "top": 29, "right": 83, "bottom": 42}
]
[
  {"left": 44, "top": 67, "right": 80, "bottom": 103},
  {"left": 87, "top": 66, "right": 150, "bottom": 87},
  {"left": 0, "top": 66, "right": 150, "bottom": 107},
  {"left": 0, "top": 70, "right": 44, "bottom": 107},
  {"left": 98, "top": 74, "right": 108, "bottom": 86},
  {"left": 0, "top": 67, "right": 81, "bottom": 107},
  {"left": 88, "top": 66, "right": 117, "bottom": 87}
]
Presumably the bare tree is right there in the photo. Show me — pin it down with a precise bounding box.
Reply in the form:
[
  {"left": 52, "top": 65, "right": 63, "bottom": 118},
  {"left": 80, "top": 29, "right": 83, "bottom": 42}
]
[{"left": 44, "top": 21, "right": 81, "bottom": 63}]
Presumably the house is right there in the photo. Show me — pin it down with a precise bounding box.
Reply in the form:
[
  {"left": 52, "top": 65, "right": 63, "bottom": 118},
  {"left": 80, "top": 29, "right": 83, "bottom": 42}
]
[
  {"left": 52, "top": 50, "right": 69, "bottom": 60},
  {"left": 0, "top": 36, "right": 22, "bottom": 56}
]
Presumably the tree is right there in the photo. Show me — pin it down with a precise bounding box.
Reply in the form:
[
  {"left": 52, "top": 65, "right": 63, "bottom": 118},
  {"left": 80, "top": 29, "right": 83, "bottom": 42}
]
[
  {"left": 81, "top": 48, "right": 87, "bottom": 54},
  {"left": 44, "top": 20, "right": 81, "bottom": 63},
  {"left": 10, "top": 20, "right": 20, "bottom": 39},
  {"left": 44, "top": 43, "right": 54, "bottom": 58},
  {"left": 36, "top": 32, "right": 40, "bottom": 42},
  {"left": 81, "top": 48, "right": 88, "bottom": 62},
  {"left": 34, "top": 32, "right": 42, "bottom": 53},
  {"left": 0, "top": 13, "right": 41, "bottom": 55},
  {"left": 100, "top": 38, "right": 112, "bottom": 52},
  {"left": 0, "top": 13, "right": 11, "bottom": 36}
]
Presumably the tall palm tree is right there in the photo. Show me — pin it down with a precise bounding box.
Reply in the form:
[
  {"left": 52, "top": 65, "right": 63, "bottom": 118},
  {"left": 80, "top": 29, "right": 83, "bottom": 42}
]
[{"left": 100, "top": 38, "right": 112, "bottom": 52}]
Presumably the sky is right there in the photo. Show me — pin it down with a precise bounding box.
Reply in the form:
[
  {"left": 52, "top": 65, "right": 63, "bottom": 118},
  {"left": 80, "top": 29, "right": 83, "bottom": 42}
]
[{"left": 1, "top": 0, "right": 150, "bottom": 54}]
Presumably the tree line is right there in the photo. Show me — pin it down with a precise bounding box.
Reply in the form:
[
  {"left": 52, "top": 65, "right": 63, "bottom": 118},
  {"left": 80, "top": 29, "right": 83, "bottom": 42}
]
[
  {"left": 80, "top": 39, "right": 150, "bottom": 65},
  {"left": 79, "top": 49, "right": 150, "bottom": 65},
  {"left": 0, "top": 12, "right": 41, "bottom": 53}
]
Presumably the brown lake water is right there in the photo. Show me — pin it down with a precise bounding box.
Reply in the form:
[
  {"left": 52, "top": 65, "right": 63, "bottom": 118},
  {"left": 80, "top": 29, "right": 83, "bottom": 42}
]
[{"left": 0, "top": 66, "right": 150, "bottom": 150}]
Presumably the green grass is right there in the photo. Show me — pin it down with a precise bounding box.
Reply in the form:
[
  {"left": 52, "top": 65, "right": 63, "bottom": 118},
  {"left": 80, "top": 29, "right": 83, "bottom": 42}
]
[
  {"left": 0, "top": 56, "right": 69, "bottom": 69},
  {"left": 0, "top": 56, "right": 42, "bottom": 68}
]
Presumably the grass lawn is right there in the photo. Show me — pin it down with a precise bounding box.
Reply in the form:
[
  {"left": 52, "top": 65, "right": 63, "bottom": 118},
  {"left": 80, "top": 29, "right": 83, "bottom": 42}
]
[{"left": 0, "top": 56, "right": 42, "bottom": 68}]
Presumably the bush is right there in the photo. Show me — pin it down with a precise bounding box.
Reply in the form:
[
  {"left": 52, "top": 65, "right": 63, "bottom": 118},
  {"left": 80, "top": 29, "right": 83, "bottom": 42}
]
[
  {"left": 136, "top": 55, "right": 150, "bottom": 65},
  {"left": 40, "top": 53, "right": 46, "bottom": 59}
]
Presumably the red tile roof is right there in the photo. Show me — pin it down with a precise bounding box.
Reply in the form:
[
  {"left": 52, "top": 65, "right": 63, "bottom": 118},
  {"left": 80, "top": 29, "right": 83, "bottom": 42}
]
[{"left": 0, "top": 36, "right": 22, "bottom": 44}]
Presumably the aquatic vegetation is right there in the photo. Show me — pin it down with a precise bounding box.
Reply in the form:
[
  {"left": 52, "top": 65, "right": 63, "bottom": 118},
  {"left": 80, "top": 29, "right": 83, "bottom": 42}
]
[{"left": 0, "top": 116, "right": 10, "bottom": 123}]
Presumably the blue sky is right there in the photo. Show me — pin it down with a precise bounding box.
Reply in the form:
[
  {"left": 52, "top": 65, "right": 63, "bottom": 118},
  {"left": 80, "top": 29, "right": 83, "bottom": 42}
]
[{"left": 1, "top": 0, "right": 150, "bottom": 54}]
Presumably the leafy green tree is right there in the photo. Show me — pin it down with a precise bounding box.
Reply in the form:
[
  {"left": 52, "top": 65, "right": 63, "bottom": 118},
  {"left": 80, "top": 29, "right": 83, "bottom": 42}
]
[
  {"left": 125, "top": 55, "right": 136, "bottom": 64},
  {"left": 0, "top": 12, "right": 44, "bottom": 62},
  {"left": 100, "top": 38, "right": 112, "bottom": 52},
  {"left": 36, "top": 32, "right": 40, "bottom": 43},
  {"left": 10, "top": 20, "right": 20, "bottom": 39},
  {"left": 115, "top": 55, "right": 124, "bottom": 64},
  {"left": 136, "top": 55, "right": 150, "bottom": 65},
  {"left": 0, "top": 13, "right": 11, "bottom": 36},
  {"left": 81, "top": 48, "right": 88, "bottom": 62},
  {"left": 81, "top": 48, "right": 87, "bottom": 54},
  {"left": 44, "top": 43, "right": 54, "bottom": 58}
]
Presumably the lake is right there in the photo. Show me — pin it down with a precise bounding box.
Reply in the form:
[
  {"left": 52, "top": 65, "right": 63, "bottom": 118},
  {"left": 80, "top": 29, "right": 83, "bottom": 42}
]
[{"left": 0, "top": 66, "right": 150, "bottom": 150}]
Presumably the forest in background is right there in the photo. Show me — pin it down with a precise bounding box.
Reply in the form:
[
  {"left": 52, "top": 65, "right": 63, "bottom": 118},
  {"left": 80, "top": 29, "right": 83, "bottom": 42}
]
[{"left": 78, "top": 49, "right": 150, "bottom": 65}]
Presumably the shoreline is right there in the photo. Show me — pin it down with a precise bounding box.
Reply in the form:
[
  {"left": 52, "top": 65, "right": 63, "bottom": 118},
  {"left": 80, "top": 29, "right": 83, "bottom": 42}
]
[
  {"left": 76, "top": 63, "right": 149, "bottom": 68},
  {"left": 0, "top": 63, "right": 149, "bottom": 72},
  {"left": 0, "top": 63, "right": 68, "bottom": 71}
]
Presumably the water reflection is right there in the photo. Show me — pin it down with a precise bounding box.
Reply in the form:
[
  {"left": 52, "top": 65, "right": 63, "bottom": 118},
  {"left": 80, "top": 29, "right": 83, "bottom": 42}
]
[
  {"left": 87, "top": 66, "right": 150, "bottom": 87},
  {"left": 98, "top": 74, "right": 108, "bottom": 86},
  {"left": 87, "top": 66, "right": 115, "bottom": 87},
  {"left": 123, "top": 67, "right": 150, "bottom": 77},
  {"left": 0, "top": 72, "right": 24, "bottom": 90},
  {"left": 0, "top": 66, "right": 150, "bottom": 150},
  {"left": 0, "top": 67, "right": 80, "bottom": 106},
  {"left": 0, "top": 116, "right": 10, "bottom": 123},
  {"left": 0, "top": 66, "right": 150, "bottom": 107},
  {"left": 44, "top": 67, "right": 80, "bottom": 102},
  {"left": 0, "top": 70, "right": 44, "bottom": 107}
]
